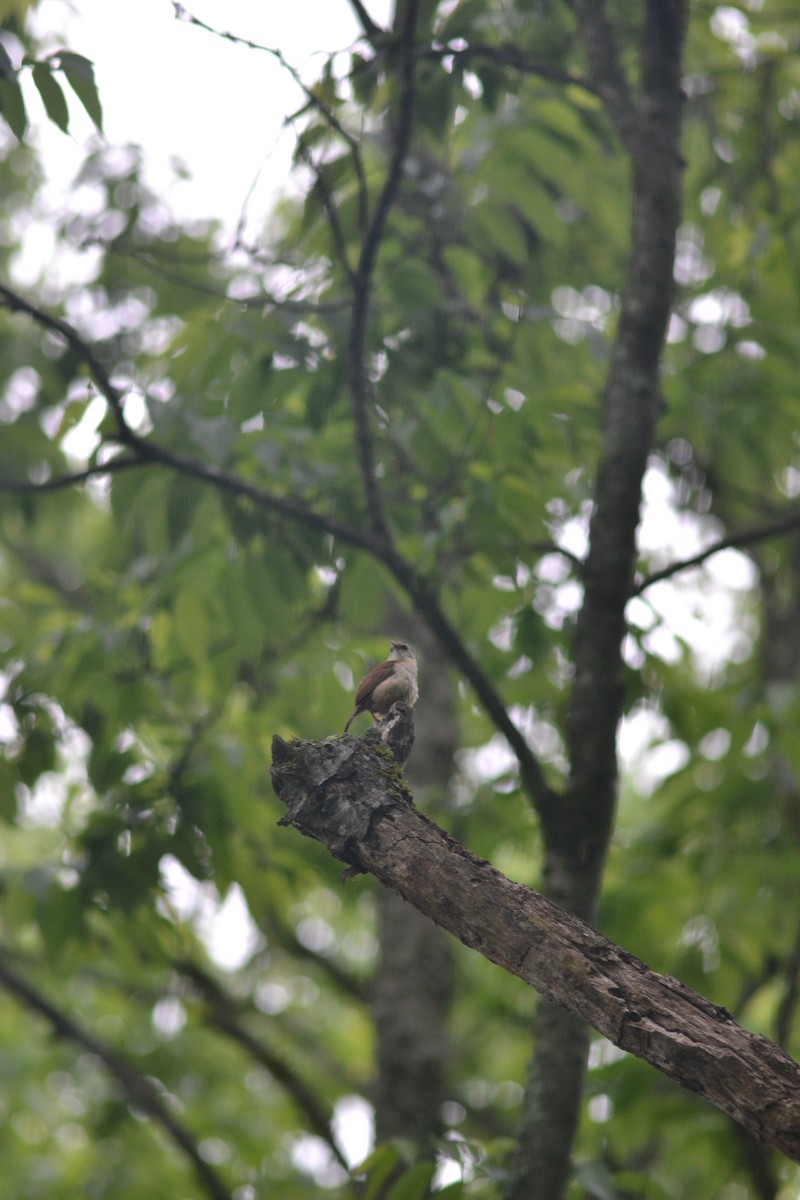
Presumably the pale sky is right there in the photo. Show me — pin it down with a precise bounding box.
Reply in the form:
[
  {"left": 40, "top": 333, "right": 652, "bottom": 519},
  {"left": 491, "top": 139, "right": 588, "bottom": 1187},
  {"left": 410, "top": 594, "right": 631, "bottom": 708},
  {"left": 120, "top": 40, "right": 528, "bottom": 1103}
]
[{"left": 27, "top": 0, "right": 391, "bottom": 234}]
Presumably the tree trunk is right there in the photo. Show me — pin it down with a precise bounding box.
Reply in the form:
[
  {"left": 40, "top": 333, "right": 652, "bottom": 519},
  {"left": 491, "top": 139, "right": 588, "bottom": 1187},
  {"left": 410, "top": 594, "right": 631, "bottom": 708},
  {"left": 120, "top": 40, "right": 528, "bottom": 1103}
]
[
  {"left": 371, "top": 617, "right": 457, "bottom": 1150},
  {"left": 509, "top": 5, "right": 689, "bottom": 1194}
]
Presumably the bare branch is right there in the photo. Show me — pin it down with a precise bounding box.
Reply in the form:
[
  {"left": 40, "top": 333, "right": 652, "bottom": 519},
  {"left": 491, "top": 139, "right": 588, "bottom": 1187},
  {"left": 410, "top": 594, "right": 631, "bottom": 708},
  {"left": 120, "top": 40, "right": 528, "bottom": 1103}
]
[
  {"left": 347, "top": 0, "right": 385, "bottom": 43},
  {"left": 0, "top": 281, "right": 135, "bottom": 443},
  {"left": 0, "top": 457, "right": 147, "bottom": 494},
  {"left": 0, "top": 947, "right": 232, "bottom": 1200},
  {"left": 381, "top": 545, "right": 557, "bottom": 814},
  {"left": 563, "top": 0, "right": 688, "bottom": 891},
  {"left": 426, "top": 41, "right": 595, "bottom": 94},
  {"left": 634, "top": 507, "right": 800, "bottom": 595},
  {"left": 348, "top": 0, "right": 422, "bottom": 543},
  {"left": 174, "top": 4, "right": 369, "bottom": 231},
  {"left": 294, "top": 138, "right": 358, "bottom": 283},
  {"left": 177, "top": 960, "right": 350, "bottom": 1171}
]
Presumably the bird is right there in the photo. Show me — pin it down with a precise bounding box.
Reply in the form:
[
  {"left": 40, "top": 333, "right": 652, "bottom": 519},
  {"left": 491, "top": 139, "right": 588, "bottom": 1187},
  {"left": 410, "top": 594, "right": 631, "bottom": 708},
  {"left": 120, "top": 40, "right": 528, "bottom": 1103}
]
[{"left": 344, "top": 641, "right": 419, "bottom": 733}]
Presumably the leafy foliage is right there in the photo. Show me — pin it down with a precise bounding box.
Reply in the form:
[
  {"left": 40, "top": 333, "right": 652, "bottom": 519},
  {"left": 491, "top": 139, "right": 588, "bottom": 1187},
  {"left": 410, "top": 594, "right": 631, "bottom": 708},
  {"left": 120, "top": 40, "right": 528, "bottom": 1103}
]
[
  {"left": 0, "top": 1, "right": 800, "bottom": 1198},
  {"left": 0, "top": 35, "right": 102, "bottom": 140}
]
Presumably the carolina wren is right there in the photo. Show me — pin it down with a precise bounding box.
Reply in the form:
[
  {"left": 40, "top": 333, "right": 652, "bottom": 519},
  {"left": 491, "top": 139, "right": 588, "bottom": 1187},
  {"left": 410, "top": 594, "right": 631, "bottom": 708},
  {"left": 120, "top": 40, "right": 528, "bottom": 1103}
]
[{"left": 344, "top": 641, "right": 419, "bottom": 733}]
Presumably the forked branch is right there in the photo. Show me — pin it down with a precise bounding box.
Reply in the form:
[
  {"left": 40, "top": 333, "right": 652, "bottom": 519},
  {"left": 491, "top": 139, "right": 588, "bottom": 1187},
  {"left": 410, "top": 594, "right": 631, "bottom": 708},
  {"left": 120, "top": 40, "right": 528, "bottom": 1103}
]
[
  {"left": 0, "top": 282, "right": 555, "bottom": 818},
  {"left": 0, "top": 948, "right": 232, "bottom": 1200},
  {"left": 634, "top": 507, "right": 800, "bottom": 594}
]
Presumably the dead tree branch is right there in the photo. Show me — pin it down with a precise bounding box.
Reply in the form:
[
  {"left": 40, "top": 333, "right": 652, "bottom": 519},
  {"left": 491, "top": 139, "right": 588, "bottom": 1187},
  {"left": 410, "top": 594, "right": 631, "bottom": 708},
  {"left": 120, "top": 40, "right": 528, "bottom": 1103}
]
[{"left": 271, "top": 733, "right": 800, "bottom": 1165}]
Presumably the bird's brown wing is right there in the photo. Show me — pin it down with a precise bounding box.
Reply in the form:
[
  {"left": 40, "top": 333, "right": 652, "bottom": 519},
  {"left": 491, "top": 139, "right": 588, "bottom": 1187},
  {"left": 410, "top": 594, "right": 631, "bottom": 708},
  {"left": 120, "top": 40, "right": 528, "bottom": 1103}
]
[{"left": 354, "top": 659, "right": 396, "bottom": 706}]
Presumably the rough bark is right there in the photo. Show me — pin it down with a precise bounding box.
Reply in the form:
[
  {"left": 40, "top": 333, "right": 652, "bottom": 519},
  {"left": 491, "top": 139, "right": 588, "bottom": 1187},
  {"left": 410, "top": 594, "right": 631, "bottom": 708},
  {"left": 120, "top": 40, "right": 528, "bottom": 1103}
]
[
  {"left": 510, "top": 1004, "right": 591, "bottom": 1200},
  {"left": 724, "top": 531, "right": 800, "bottom": 1194},
  {"left": 372, "top": 618, "right": 456, "bottom": 1148},
  {"left": 271, "top": 730, "right": 800, "bottom": 1165},
  {"left": 512, "top": 4, "right": 689, "bottom": 1194},
  {"left": 373, "top": 894, "right": 453, "bottom": 1147}
]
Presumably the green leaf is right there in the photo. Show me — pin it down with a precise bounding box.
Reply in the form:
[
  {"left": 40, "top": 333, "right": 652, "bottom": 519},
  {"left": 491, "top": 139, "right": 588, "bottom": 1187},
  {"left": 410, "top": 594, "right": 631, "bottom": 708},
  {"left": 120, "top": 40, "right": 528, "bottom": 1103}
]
[
  {"left": 357, "top": 1144, "right": 403, "bottom": 1200},
  {"left": 469, "top": 203, "right": 529, "bottom": 263},
  {"left": 0, "top": 77, "right": 27, "bottom": 140},
  {"left": 32, "top": 62, "right": 69, "bottom": 133},
  {"left": 0, "top": 0, "right": 36, "bottom": 18},
  {"left": 0, "top": 40, "right": 15, "bottom": 79},
  {"left": 0, "top": 760, "right": 18, "bottom": 820},
  {"left": 56, "top": 50, "right": 103, "bottom": 131},
  {"left": 385, "top": 1161, "right": 436, "bottom": 1200},
  {"left": 438, "top": 0, "right": 487, "bottom": 41},
  {"left": 351, "top": 51, "right": 378, "bottom": 105},
  {"left": 87, "top": 741, "right": 133, "bottom": 792},
  {"left": 390, "top": 257, "right": 444, "bottom": 311},
  {"left": 14, "top": 725, "right": 56, "bottom": 785},
  {"left": 57, "top": 396, "right": 90, "bottom": 436},
  {"left": 187, "top": 414, "right": 238, "bottom": 465},
  {"left": 416, "top": 65, "right": 453, "bottom": 139},
  {"left": 174, "top": 587, "right": 211, "bottom": 668},
  {"left": 574, "top": 1158, "right": 616, "bottom": 1200}
]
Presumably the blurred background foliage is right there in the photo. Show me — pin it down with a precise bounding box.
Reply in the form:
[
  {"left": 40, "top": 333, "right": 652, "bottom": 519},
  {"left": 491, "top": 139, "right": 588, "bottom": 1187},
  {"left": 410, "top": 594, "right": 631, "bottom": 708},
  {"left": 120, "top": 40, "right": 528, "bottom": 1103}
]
[{"left": 1, "top": 1, "right": 800, "bottom": 1197}]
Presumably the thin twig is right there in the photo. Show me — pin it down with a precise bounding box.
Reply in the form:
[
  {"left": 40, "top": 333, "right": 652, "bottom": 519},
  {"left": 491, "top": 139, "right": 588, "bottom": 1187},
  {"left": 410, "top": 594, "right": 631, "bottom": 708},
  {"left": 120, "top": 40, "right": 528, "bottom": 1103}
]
[
  {"left": 530, "top": 541, "right": 585, "bottom": 573},
  {"left": 79, "top": 237, "right": 348, "bottom": 314},
  {"left": 0, "top": 948, "right": 232, "bottom": 1200},
  {"left": 633, "top": 508, "right": 800, "bottom": 595},
  {"left": 0, "top": 442, "right": 383, "bottom": 556},
  {"left": 294, "top": 139, "right": 358, "bottom": 282},
  {"left": 174, "top": 4, "right": 369, "bottom": 234},
  {"left": 426, "top": 41, "right": 596, "bottom": 94},
  {"left": 348, "top": 0, "right": 422, "bottom": 543},
  {"left": 347, "top": 0, "right": 385, "bottom": 44},
  {"left": 0, "top": 457, "right": 144, "bottom": 493},
  {"left": 0, "top": 281, "right": 134, "bottom": 442},
  {"left": 177, "top": 960, "right": 351, "bottom": 1171}
]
